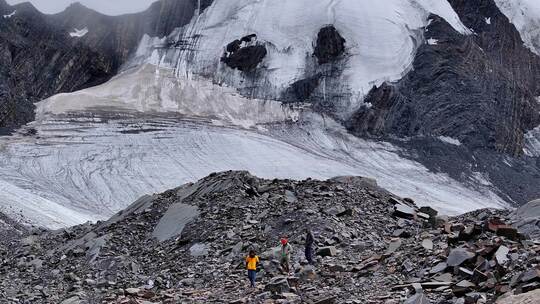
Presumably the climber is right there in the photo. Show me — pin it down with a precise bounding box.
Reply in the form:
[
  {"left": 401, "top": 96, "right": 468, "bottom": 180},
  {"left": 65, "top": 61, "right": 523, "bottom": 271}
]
[
  {"left": 245, "top": 249, "right": 259, "bottom": 288},
  {"left": 280, "top": 237, "right": 293, "bottom": 274},
  {"left": 305, "top": 229, "right": 315, "bottom": 264}
]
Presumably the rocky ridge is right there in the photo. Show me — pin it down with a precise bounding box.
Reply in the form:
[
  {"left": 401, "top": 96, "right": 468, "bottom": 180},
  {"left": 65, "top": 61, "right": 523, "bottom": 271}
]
[
  {"left": 1, "top": 171, "right": 539, "bottom": 303},
  {"left": 347, "top": 0, "right": 540, "bottom": 155}
]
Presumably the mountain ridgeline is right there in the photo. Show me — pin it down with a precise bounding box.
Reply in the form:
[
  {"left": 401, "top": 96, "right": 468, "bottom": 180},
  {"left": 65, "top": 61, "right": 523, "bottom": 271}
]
[{"left": 0, "top": 0, "right": 209, "bottom": 133}]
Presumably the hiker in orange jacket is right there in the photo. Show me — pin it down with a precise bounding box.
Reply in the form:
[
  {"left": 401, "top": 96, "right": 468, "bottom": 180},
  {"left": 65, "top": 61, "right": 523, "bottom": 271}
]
[{"left": 245, "top": 249, "right": 259, "bottom": 287}]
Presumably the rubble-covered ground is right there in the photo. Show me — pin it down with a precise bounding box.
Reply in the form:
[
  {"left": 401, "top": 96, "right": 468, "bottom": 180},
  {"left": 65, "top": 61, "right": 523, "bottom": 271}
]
[{"left": 1, "top": 171, "right": 539, "bottom": 304}]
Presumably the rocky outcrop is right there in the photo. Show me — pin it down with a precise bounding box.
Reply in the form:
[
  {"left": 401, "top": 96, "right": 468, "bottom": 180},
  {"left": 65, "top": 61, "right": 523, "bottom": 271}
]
[
  {"left": 1, "top": 171, "right": 539, "bottom": 303},
  {"left": 222, "top": 34, "right": 267, "bottom": 72},
  {"left": 222, "top": 45, "right": 267, "bottom": 72},
  {"left": 347, "top": 0, "right": 540, "bottom": 155},
  {"left": 314, "top": 25, "right": 346, "bottom": 64}
]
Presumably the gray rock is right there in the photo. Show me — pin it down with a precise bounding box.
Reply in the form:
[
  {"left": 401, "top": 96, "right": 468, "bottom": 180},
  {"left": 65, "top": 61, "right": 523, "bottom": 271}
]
[
  {"left": 125, "top": 288, "right": 140, "bottom": 295},
  {"left": 152, "top": 203, "right": 199, "bottom": 241},
  {"left": 422, "top": 239, "right": 433, "bottom": 250},
  {"left": 447, "top": 248, "right": 475, "bottom": 267},
  {"left": 404, "top": 292, "right": 430, "bottom": 304},
  {"left": 284, "top": 190, "right": 297, "bottom": 203},
  {"left": 189, "top": 243, "right": 209, "bottom": 257},
  {"left": 60, "top": 296, "right": 82, "bottom": 304},
  {"left": 264, "top": 277, "right": 290, "bottom": 293},
  {"left": 394, "top": 204, "right": 415, "bottom": 219},
  {"left": 429, "top": 262, "right": 447, "bottom": 274},
  {"left": 385, "top": 239, "right": 402, "bottom": 254}
]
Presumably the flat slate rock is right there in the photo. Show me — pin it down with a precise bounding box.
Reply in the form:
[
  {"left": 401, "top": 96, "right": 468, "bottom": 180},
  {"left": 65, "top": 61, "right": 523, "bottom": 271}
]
[
  {"left": 447, "top": 248, "right": 475, "bottom": 267},
  {"left": 152, "top": 203, "right": 199, "bottom": 241}
]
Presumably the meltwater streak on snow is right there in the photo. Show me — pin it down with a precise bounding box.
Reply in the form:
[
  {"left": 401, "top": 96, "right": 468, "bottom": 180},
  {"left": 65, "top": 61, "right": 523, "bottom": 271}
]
[
  {"left": 154, "top": 0, "right": 469, "bottom": 114},
  {"left": 494, "top": 0, "right": 540, "bottom": 55}
]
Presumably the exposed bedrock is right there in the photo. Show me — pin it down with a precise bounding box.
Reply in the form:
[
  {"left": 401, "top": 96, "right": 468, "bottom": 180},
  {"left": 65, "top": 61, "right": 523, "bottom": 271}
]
[
  {"left": 314, "top": 25, "right": 346, "bottom": 64},
  {"left": 347, "top": 0, "right": 540, "bottom": 155},
  {"left": 221, "top": 34, "right": 267, "bottom": 72},
  {"left": 282, "top": 25, "right": 349, "bottom": 111},
  {"left": 392, "top": 137, "right": 540, "bottom": 206},
  {"left": 283, "top": 74, "right": 322, "bottom": 103}
]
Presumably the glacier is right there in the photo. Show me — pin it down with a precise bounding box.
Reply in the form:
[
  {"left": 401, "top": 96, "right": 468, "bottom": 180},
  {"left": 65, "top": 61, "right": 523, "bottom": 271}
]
[
  {"left": 136, "top": 0, "right": 471, "bottom": 116},
  {"left": 0, "top": 0, "right": 513, "bottom": 229},
  {"left": 0, "top": 65, "right": 510, "bottom": 229}
]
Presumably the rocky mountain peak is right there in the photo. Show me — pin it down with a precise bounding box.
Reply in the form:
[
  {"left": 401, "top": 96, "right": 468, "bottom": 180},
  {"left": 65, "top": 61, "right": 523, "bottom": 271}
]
[{"left": 60, "top": 1, "right": 99, "bottom": 18}]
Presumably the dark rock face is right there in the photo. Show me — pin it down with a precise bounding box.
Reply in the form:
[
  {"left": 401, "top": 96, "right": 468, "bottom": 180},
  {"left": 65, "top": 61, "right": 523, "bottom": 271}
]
[
  {"left": 0, "top": 2, "right": 114, "bottom": 133},
  {"left": 49, "top": 0, "right": 206, "bottom": 70},
  {"left": 391, "top": 137, "right": 540, "bottom": 207},
  {"left": 314, "top": 25, "right": 346, "bottom": 64},
  {"left": 0, "top": 0, "right": 209, "bottom": 133},
  {"left": 346, "top": 0, "right": 540, "bottom": 155},
  {"left": 221, "top": 35, "right": 267, "bottom": 72},
  {"left": 283, "top": 75, "right": 322, "bottom": 102},
  {"left": 279, "top": 25, "right": 349, "bottom": 112}
]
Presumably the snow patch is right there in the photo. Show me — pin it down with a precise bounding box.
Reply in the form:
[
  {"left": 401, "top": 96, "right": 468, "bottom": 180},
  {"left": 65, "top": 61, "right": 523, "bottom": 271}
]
[
  {"left": 3, "top": 10, "right": 16, "bottom": 18},
  {"left": 0, "top": 179, "right": 99, "bottom": 229},
  {"left": 69, "top": 27, "right": 89, "bottom": 38},
  {"left": 427, "top": 38, "right": 438, "bottom": 45},
  {"left": 438, "top": 136, "right": 462, "bottom": 146},
  {"left": 485, "top": 17, "right": 492, "bottom": 25},
  {"left": 524, "top": 126, "right": 540, "bottom": 157}
]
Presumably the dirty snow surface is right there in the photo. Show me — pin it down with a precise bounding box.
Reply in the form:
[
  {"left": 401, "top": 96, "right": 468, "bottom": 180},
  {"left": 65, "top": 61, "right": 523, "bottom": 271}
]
[{"left": 0, "top": 64, "right": 508, "bottom": 228}]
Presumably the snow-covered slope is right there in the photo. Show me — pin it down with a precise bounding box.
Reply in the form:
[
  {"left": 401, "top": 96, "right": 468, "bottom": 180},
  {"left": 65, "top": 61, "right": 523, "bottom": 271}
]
[
  {"left": 495, "top": 0, "right": 540, "bottom": 55},
  {"left": 524, "top": 126, "right": 540, "bottom": 157},
  {"left": 139, "top": 0, "right": 470, "bottom": 116}
]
